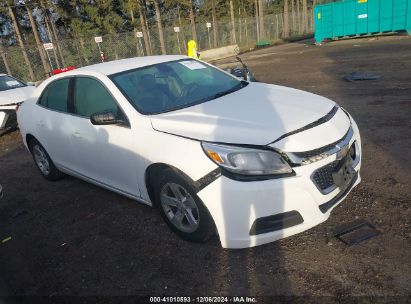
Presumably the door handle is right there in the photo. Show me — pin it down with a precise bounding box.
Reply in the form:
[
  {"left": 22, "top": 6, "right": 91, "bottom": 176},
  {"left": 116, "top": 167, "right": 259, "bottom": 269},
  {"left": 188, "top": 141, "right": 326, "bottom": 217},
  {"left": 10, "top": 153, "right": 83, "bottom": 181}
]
[{"left": 72, "top": 131, "right": 82, "bottom": 138}]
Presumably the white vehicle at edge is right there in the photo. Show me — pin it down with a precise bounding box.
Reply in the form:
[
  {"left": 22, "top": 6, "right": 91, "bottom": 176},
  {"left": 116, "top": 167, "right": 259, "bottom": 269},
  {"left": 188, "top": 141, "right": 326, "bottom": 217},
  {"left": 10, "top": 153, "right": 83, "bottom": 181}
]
[
  {"left": 0, "top": 74, "right": 35, "bottom": 132},
  {"left": 17, "top": 56, "right": 361, "bottom": 248}
]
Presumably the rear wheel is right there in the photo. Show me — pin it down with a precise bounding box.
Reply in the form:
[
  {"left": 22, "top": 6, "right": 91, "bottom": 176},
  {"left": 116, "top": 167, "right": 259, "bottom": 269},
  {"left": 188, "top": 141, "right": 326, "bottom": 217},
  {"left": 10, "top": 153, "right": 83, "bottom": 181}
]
[
  {"left": 153, "top": 168, "right": 215, "bottom": 243},
  {"left": 29, "top": 139, "right": 64, "bottom": 181}
]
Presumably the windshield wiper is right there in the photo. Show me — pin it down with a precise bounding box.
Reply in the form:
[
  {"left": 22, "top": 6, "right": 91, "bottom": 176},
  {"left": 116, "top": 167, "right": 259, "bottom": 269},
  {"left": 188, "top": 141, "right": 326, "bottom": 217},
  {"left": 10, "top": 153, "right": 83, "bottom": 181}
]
[{"left": 213, "top": 81, "right": 248, "bottom": 99}]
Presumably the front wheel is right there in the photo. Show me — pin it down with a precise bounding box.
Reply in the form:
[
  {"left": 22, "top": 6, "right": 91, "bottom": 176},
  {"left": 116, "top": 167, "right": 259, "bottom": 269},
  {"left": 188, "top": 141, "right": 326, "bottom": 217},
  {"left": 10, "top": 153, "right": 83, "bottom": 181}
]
[
  {"left": 153, "top": 168, "right": 215, "bottom": 243},
  {"left": 29, "top": 139, "right": 65, "bottom": 181}
]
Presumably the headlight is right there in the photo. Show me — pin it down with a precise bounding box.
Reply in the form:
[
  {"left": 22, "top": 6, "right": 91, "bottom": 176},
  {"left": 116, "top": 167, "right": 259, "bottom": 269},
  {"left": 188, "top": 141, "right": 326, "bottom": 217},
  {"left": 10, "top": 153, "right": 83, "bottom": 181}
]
[{"left": 202, "top": 142, "right": 292, "bottom": 176}]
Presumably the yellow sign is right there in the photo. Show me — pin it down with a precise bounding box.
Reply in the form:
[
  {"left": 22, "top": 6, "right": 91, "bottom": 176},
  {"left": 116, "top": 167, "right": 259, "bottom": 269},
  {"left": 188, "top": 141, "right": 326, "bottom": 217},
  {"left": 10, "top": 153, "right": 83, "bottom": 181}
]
[
  {"left": 358, "top": 0, "right": 367, "bottom": 3},
  {"left": 318, "top": 12, "right": 321, "bottom": 19}
]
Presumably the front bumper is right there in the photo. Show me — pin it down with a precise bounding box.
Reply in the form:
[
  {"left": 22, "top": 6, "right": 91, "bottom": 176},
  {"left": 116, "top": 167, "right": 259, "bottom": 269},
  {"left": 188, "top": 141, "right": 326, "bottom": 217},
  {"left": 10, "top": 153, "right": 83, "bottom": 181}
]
[{"left": 198, "top": 118, "right": 362, "bottom": 249}]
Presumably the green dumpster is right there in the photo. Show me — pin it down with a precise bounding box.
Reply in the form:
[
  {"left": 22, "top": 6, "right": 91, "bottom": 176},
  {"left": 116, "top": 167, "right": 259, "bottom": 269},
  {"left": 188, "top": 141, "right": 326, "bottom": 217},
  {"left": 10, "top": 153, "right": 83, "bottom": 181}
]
[
  {"left": 256, "top": 40, "right": 272, "bottom": 48},
  {"left": 314, "top": 0, "right": 411, "bottom": 43}
]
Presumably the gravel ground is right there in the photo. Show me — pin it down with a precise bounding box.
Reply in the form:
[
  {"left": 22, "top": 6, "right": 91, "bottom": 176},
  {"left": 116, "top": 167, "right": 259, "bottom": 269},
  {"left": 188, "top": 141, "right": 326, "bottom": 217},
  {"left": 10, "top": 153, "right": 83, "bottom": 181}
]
[{"left": 0, "top": 35, "right": 410, "bottom": 300}]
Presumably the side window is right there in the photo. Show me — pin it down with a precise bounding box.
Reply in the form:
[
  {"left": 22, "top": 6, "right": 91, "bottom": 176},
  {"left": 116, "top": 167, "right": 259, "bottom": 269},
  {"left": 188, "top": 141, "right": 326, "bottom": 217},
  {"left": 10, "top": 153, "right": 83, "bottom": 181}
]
[
  {"left": 38, "top": 78, "right": 70, "bottom": 112},
  {"left": 74, "top": 77, "right": 118, "bottom": 118}
]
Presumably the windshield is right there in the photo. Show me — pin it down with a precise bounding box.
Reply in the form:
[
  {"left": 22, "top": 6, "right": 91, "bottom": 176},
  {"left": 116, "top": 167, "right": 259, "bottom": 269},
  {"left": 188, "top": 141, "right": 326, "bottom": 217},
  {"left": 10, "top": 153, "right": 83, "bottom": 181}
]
[
  {"left": 0, "top": 75, "right": 26, "bottom": 92},
  {"left": 110, "top": 59, "right": 247, "bottom": 114}
]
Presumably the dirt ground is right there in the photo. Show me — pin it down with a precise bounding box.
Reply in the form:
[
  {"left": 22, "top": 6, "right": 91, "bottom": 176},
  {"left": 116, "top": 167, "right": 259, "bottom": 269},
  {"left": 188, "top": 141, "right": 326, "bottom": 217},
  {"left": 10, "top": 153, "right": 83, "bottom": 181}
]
[{"left": 0, "top": 35, "right": 410, "bottom": 300}]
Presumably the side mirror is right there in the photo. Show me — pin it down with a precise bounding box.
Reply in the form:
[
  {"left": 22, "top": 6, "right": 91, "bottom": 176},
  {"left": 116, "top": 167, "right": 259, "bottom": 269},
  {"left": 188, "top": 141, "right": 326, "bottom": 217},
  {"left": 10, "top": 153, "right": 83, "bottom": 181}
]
[{"left": 90, "top": 111, "right": 119, "bottom": 125}]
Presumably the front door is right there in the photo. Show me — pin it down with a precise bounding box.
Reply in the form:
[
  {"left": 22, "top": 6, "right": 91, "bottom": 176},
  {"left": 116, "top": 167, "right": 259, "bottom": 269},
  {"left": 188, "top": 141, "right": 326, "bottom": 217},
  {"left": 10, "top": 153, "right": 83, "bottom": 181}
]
[{"left": 67, "top": 76, "right": 140, "bottom": 198}]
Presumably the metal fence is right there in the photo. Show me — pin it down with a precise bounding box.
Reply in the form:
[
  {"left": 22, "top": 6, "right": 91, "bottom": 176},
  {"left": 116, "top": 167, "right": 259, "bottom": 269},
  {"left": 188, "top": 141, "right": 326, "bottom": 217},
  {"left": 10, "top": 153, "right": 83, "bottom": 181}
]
[{"left": 0, "top": 11, "right": 313, "bottom": 82}]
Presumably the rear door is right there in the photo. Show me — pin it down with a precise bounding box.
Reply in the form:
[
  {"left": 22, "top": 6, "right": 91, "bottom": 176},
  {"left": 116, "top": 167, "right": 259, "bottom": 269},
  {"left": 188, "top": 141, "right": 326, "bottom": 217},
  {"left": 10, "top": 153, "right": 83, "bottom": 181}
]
[{"left": 34, "top": 77, "right": 74, "bottom": 169}]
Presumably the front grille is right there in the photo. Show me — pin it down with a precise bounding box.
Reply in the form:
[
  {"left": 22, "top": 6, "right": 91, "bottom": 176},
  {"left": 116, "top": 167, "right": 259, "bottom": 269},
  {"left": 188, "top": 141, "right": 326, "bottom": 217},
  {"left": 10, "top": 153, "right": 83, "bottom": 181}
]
[
  {"left": 311, "top": 143, "right": 358, "bottom": 194},
  {"left": 312, "top": 160, "right": 339, "bottom": 191}
]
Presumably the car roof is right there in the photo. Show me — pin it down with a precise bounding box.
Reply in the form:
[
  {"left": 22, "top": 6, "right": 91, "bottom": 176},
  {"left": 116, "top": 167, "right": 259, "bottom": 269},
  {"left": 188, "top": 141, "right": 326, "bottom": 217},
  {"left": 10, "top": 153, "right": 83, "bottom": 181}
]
[{"left": 76, "top": 55, "right": 188, "bottom": 76}]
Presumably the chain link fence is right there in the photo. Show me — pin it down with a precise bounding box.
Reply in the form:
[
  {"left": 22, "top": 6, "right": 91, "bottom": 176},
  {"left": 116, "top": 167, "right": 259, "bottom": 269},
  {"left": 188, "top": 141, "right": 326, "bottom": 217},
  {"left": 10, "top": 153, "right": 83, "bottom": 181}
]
[{"left": 0, "top": 11, "right": 313, "bottom": 82}]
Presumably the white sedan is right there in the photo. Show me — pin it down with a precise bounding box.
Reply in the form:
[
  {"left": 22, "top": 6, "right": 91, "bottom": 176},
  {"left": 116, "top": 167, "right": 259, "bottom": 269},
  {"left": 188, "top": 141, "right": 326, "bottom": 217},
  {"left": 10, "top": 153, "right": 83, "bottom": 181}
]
[
  {"left": 0, "top": 74, "right": 35, "bottom": 132},
  {"left": 17, "top": 56, "right": 361, "bottom": 248}
]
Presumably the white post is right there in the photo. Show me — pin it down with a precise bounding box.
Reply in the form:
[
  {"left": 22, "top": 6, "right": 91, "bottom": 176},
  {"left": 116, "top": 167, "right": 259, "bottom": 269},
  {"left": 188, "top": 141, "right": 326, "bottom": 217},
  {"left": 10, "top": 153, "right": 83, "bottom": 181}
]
[
  {"left": 177, "top": 32, "right": 181, "bottom": 54},
  {"left": 45, "top": 49, "right": 53, "bottom": 71},
  {"left": 139, "top": 38, "right": 144, "bottom": 56},
  {"left": 206, "top": 22, "right": 212, "bottom": 49},
  {"left": 136, "top": 32, "right": 144, "bottom": 56},
  {"left": 43, "top": 43, "right": 54, "bottom": 73},
  {"left": 174, "top": 27, "right": 182, "bottom": 54},
  {"left": 94, "top": 36, "right": 104, "bottom": 62}
]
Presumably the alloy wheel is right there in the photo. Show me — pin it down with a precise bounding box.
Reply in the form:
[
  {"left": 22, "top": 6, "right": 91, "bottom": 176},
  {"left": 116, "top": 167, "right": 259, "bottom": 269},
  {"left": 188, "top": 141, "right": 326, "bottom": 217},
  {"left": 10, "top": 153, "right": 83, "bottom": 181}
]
[
  {"left": 33, "top": 145, "right": 50, "bottom": 176},
  {"left": 160, "top": 182, "right": 200, "bottom": 233}
]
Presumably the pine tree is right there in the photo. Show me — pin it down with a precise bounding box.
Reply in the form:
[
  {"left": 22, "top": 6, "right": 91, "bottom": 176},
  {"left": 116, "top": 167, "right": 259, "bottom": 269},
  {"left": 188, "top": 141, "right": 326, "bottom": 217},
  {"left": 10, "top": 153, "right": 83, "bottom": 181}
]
[{"left": 6, "top": 2, "right": 35, "bottom": 80}]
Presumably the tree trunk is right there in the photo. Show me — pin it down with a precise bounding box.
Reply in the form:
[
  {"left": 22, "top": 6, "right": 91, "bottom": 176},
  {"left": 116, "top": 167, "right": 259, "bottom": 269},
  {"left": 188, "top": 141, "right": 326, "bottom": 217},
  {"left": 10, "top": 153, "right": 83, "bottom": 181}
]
[
  {"left": 258, "top": 0, "right": 265, "bottom": 39},
  {"left": 79, "top": 38, "right": 89, "bottom": 64},
  {"left": 297, "top": 0, "right": 302, "bottom": 34},
  {"left": 48, "top": 13, "right": 66, "bottom": 66},
  {"left": 211, "top": 0, "right": 219, "bottom": 47},
  {"left": 312, "top": 0, "right": 317, "bottom": 31},
  {"left": 244, "top": 7, "right": 249, "bottom": 43},
  {"left": 130, "top": 10, "right": 142, "bottom": 56},
  {"left": 75, "top": 41, "right": 83, "bottom": 66},
  {"left": 109, "top": 35, "right": 119, "bottom": 60},
  {"left": 138, "top": 0, "right": 151, "bottom": 55},
  {"left": 188, "top": 2, "right": 197, "bottom": 42},
  {"left": 40, "top": 0, "right": 66, "bottom": 67},
  {"left": 229, "top": 0, "right": 237, "bottom": 44},
  {"left": 177, "top": 5, "right": 187, "bottom": 52},
  {"left": 153, "top": 0, "right": 166, "bottom": 55},
  {"left": 0, "top": 44, "right": 12, "bottom": 75},
  {"left": 27, "top": 6, "right": 50, "bottom": 76},
  {"left": 255, "top": 0, "right": 259, "bottom": 41},
  {"left": 8, "top": 6, "right": 35, "bottom": 81},
  {"left": 283, "top": 0, "right": 290, "bottom": 38},
  {"left": 146, "top": 17, "right": 153, "bottom": 53},
  {"left": 302, "top": 0, "right": 308, "bottom": 33},
  {"left": 238, "top": 7, "right": 242, "bottom": 43},
  {"left": 291, "top": 0, "right": 296, "bottom": 34},
  {"left": 43, "top": 15, "right": 60, "bottom": 68}
]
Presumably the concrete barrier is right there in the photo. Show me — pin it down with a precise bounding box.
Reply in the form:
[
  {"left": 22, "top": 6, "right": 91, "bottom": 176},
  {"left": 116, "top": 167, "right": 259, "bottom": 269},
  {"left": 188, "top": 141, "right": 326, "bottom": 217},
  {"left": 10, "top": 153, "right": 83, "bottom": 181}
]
[{"left": 200, "top": 45, "right": 240, "bottom": 62}]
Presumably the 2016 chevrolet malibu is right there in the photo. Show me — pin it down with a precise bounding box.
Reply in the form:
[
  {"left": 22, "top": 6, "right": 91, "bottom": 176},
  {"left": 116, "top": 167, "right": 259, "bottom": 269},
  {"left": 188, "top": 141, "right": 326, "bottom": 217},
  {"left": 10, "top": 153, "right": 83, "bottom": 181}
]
[{"left": 17, "top": 56, "right": 361, "bottom": 248}]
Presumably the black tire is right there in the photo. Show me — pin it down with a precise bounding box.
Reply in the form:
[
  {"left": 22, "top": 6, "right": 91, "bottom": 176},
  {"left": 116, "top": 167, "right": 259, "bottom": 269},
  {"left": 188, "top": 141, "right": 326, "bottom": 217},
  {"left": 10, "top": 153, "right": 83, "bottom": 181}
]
[
  {"left": 28, "top": 138, "right": 65, "bottom": 181},
  {"left": 153, "top": 168, "right": 215, "bottom": 243}
]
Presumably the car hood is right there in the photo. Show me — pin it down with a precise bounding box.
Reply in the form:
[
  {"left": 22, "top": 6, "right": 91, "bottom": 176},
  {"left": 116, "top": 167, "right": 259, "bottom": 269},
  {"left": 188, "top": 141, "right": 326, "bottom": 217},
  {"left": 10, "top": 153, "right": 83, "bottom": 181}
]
[
  {"left": 150, "top": 82, "right": 336, "bottom": 146},
  {"left": 0, "top": 86, "right": 35, "bottom": 107}
]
